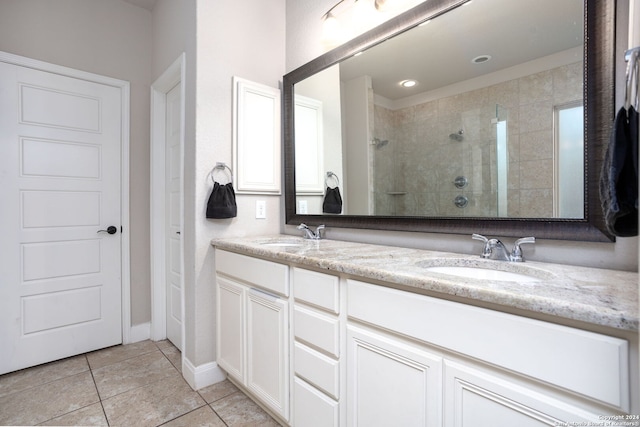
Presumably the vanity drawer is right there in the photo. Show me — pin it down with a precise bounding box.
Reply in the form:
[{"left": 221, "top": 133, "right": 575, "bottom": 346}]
[
  {"left": 294, "top": 377, "right": 339, "bottom": 427},
  {"left": 294, "top": 342, "right": 339, "bottom": 399},
  {"left": 347, "top": 279, "right": 629, "bottom": 411},
  {"left": 215, "top": 249, "right": 289, "bottom": 296},
  {"left": 293, "top": 267, "right": 339, "bottom": 313},
  {"left": 294, "top": 305, "right": 340, "bottom": 357}
]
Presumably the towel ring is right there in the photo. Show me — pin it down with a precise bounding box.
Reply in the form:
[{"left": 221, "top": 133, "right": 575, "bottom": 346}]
[
  {"left": 210, "top": 162, "right": 233, "bottom": 184},
  {"left": 624, "top": 47, "right": 639, "bottom": 110},
  {"left": 325, "top": 171, "right": 340, "bottom": 188}
]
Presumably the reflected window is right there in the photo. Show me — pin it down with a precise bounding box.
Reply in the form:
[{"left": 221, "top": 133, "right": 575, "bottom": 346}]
[{"left": 554, "top": 103, "right": 584, "bottom": 218}]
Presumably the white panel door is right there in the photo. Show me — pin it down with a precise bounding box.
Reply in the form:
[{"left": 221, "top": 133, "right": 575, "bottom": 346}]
[
  {"left": 165, "top": 83, "right": 182, "bottom": 350},
  {"left": 0, "top": 61, "right": 123, "bottom": 374}
]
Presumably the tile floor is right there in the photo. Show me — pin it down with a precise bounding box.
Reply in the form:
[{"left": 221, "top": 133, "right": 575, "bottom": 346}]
[{"left": 0, "top": 340, "right": 280, "bottom": 426}]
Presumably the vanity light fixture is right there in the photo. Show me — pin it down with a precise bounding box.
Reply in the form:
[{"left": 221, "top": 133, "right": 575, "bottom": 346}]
[
  {"left": 321, "top": 0, "right": 393, "bottom": 40},
  {"left": 400, "top": 79, "right": 418, "bottom": 88},
  {"left": 321, "top": 0, "right": 346, "bottom": 41},
  {"left": 374, "top": 0, "right": 388, "bottom": 11}
]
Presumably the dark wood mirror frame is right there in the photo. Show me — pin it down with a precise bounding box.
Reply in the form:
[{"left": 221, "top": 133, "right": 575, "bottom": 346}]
[{"left": 284, "top": 0, "right": 615, "bottom": 242}]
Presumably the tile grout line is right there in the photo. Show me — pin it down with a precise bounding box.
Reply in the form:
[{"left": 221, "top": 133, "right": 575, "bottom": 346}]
[
  {"left": 152, "top": 345, "right": 216, "bottom": 427},
  {"left": 0, "top": 354, "right": 92, "bottom": 400},
  {"left": 25, "top": 355, "right": 106, "bottom": 427},
  {"left": 207, "top": 401, "right": 231, "bottom": 427},
  {"left": 87, "top": 354, "right": 111, "bottom": 426}
]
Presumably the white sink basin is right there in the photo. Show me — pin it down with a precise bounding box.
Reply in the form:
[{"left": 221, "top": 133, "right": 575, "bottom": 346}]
[{"left": 424, "top": 266, "right": 541, "bottom": 282}]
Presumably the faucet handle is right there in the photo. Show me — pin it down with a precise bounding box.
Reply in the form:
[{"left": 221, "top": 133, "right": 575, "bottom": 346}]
[
  {"left": 471, "top": 233, "right": 488, "bottom": 243},
  {"left": 472, "top": 234, "right": 492, "bottom": 258},
  {"left": 510, "top": 237, "right": 535, "bottom": 262}
]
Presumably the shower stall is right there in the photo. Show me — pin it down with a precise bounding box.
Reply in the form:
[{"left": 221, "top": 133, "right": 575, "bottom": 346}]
[{"left": 372, "top": 102, "right": 509, "bottom": 217}]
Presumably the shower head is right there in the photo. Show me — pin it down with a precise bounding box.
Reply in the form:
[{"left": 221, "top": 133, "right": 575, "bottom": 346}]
[
  {"left": 449, "top": 129, "right": 464, "bottom": 142},
  {"left": 372, "top": 138, "right": 390, "bottom": 149}
]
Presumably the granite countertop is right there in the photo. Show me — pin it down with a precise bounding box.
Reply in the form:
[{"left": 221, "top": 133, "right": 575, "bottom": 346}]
[{"left": 211, "top": 235, "right": 639, "bottom": 332}]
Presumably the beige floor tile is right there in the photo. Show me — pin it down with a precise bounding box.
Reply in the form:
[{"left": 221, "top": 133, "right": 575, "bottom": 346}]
[
  {"left": 0, "top": 355, "right": 88, "bottom": 399},
  {"left": 86, "top": 340, "right": 159, "bottom": 370},
  {"left": 155, "top": 339, "right": 176, "bottom": 350},
  {"left": 162, "top": 405, "right": 227, "bottom": 427},
  {"left": 39, "top": 402, "right": 108, "bottom": 426},
  {"left": 198, "top": 379, "right": 239, "bottom": 403},
  {"left": 210, "top": 391, "right": 280, "bottom": 427},
  {"left": 160, "top": 344, "right": 183, "bottom": 373},
  {"left": 101, "top": 372, "right": 206, "bottom": 427},
  {"left": 92, "top": 350, "right": 177, "bottom": 399},
  {"left": 0, "top": 371, "right": 99, "bottom": 426}
]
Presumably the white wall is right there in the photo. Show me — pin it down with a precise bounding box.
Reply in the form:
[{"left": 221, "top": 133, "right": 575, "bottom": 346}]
[
  {"left": 152, "top": 0, "right": 286, "bottom": 370},
  {"left": 285, "top": 0, "right": 639, "bottom": 272},
  {"left": 0, "top": 0, "right": 286, "bottom": 378},
  {"left": 0, "top": 0, "right": 153, "bottom": 324}
]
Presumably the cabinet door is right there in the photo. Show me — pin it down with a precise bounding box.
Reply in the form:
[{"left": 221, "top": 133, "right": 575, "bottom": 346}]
[
  {"left": 444, "top": 360, "right": 602, "bottom": 427},
  {"left": 247, "top": 288, "right": 289, "bottom": 420},
  {"left": 216, "top": 277, "right": 245, "bottom": 382},
  {"left": 347, "top": 325, "right": 442, "bottom": 427}
]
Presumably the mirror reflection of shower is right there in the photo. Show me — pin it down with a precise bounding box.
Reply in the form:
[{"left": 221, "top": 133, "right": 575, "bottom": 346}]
[
  {"left": 372, "top": 137, "right": 390, "bottom": 149},
  {"left": 449, "top": 129, "right": 464, "bottom": 142},
  {"left": 494, "top": 105, "right": 509, "bottom": 217}
]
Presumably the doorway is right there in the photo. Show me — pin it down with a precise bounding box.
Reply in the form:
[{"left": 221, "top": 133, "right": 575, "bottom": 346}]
[{"left": 150, "top": 54, "right": 185, "bottom": 352}]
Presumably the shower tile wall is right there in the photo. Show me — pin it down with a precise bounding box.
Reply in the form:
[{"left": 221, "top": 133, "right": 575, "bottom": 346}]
[{"left": 373, "top": 61, "right": 583, "bottom": 217}]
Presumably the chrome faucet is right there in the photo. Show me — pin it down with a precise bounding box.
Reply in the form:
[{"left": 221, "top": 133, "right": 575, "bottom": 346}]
[
  {"left": 472, "top": 234, "right": 535, "bottom": 262},
  {"left": 297, "top": 223, "right": 325, "bottom": 240}
]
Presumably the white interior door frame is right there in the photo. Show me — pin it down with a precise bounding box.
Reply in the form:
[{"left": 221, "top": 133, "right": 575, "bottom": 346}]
[
  {"left": 0, "top": 50, "right": 132, "bottom": 344},
  {"left": 150, "top": 54, "right": 185, "bottom": 348}
]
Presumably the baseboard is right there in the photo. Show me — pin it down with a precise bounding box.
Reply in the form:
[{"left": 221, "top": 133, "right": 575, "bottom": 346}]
[
  {"left": 182, "top": 357, "right": 227, "bottom": 390},
  {"left": 128, "top": 322, "right": 151, "bottom": 344}
]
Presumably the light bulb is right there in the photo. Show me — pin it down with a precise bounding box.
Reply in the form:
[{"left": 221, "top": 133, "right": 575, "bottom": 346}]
[
  {"left": 322, "top": 13, "right": 341, "bottom": 42},
  {"left": 374, "top": 0, "right": 389, "bottom": 11}
]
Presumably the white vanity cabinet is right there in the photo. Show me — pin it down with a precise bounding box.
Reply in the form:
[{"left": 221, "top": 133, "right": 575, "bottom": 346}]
[
  {"left": 291, "top": 267, "right": 342, "bottom": 427},
  {"left": 215, "top": 250, "right": 290, "bottom": 422},
  {"left": 212, "top": 243, "right": 635, "bottom": 427},
  {"left": 347, "top": 279, "right": 631, "bottom": 426}
]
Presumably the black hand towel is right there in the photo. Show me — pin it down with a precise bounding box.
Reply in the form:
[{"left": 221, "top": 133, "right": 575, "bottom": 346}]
[
  {"left": 206, "top": 182, "right": 238, "bottom": 219},
  {"left": 600, "top": 106, "right": 638, "bottom": 237},
  {"left": 323, "top": 186, "right": 342, "bottom": 214}
]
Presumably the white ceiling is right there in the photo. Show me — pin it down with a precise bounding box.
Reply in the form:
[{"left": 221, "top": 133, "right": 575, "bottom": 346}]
[
  {"left": 339, "top": 0, "right": 584, "bottom": 100},
  {"left": 122, "top": 0, "right": 157, "bottom": 12}
]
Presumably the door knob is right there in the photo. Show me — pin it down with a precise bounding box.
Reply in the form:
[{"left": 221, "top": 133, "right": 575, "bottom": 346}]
[{"left": 97, "top": 226, "right": 118, "bottom": 235}]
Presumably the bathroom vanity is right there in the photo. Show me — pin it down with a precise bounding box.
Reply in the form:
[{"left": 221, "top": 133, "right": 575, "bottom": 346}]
[{"left": 212, "top": 236, "right": 638, "bottom": 426}]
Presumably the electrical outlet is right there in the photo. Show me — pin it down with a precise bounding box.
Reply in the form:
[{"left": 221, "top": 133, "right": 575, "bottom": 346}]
[
  {"left": 298, "top": 200, "right": 308, "bottom": 214},
  {"left": 256, "top": 200, "right": 266, "bottom": 219}
]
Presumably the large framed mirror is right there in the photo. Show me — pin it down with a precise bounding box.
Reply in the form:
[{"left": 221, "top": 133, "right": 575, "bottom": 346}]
[{"left": 284, "top": 0, "right": 616, "bottom": 242}]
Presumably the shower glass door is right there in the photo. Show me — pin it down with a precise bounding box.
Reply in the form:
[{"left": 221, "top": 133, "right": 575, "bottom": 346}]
[{"left": 495, "top": 104, "right": 509, "bottom": 217}]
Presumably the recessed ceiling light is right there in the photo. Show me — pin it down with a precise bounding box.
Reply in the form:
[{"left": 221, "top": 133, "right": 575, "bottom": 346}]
[
  {"left": 471, "top": 55, "right": 492, "bottom": 64},
  {"left": 400, "top": 79, "right": 418, "bottom": 88}
]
